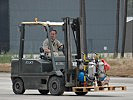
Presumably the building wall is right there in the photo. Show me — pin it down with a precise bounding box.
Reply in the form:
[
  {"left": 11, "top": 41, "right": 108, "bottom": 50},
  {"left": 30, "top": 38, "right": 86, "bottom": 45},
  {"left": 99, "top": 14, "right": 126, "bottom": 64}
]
[
  {"left": 86, "top": 0, "right": 116, "bottom": 53},
  {"left": 125, "top": 20, "right": 133, "bottom": 52},
  {"left": 9, "top": 0, "right": 79, "bottom": 53},
  {"left": 0, "top": 0, "right": 9, "bottom": 53},
  {"left": 9, "top": 0, "right": 117, "bottom": 53}
]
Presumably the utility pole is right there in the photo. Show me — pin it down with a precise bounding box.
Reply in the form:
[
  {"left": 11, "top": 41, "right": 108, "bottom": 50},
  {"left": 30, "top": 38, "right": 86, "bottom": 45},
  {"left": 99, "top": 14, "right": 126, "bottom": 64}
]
[
  {"left": 132, "top": 20, "right": 133, "bottom": 57},
  {"left": 114, "top": 0, "right": 120, "bottom": 58},
  {"left": 121, "top": 0, "right": 128, "bottom": 57},
  {"left": 80, "top": 0, "right": 87, "bottom": 55},
  {"left": 131, "top": 1, "right": 133, "bottom": 58}
]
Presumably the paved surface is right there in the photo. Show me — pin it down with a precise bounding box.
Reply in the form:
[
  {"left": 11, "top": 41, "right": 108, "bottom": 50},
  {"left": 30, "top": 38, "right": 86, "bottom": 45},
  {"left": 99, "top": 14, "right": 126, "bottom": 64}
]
[{"left": 0, "top": 73, "right": 133, "bottom": 100}]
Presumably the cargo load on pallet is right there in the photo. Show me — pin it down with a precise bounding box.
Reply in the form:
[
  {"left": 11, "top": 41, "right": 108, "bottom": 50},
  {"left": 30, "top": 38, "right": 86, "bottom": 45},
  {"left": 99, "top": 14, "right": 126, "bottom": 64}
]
[{"left": 77, "top": 53, "right": 110, "bottom": 87}]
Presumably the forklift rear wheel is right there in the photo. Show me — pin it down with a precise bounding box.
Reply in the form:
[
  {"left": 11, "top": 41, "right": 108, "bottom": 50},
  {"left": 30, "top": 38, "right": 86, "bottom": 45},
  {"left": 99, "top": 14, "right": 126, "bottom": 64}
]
[
  {"left": 75, "top": 92, "right": 88, "bottom": 96},
  {"left": 38, "top": 90, "right": 49, "bottom": 95},
  {"left": 13, "top": 78, "right": 25, "bottom": 94},
  {"left": 48, "top": 76, "right": 65, "bottom": 95}
]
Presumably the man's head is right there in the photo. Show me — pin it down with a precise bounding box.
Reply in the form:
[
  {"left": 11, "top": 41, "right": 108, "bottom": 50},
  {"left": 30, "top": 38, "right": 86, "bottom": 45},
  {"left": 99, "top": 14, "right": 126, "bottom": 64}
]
[{"left": 50, "top": 30, "right": 57, "bottom": 40}]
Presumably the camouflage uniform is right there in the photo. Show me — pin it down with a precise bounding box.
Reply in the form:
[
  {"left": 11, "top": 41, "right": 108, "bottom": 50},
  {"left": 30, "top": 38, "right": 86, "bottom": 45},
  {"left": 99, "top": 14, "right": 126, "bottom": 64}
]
[{"left": 43, "top": 38, "right": 63, "bottom": 56}]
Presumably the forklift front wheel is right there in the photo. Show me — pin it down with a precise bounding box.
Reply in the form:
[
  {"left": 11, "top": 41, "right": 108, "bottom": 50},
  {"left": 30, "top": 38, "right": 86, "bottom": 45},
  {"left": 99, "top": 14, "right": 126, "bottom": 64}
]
[
  {"left": 75, "top": 92, "right": 88, "bottom": 96},
  {"left": 48, "top": 76, "right": 65, "bottom": 95},
  {"left": 12, "top": 78, "right": 25, "bottom": 94},
  {"left": 38, "top": 90, "right": 49, "bottom": 95}
]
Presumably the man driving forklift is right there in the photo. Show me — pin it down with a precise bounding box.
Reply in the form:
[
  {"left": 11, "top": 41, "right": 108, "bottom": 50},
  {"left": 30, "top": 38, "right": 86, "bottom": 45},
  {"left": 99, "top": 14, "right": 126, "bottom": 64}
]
[{"left": 43, "top": 29, "right": 64, "bottom": 57}]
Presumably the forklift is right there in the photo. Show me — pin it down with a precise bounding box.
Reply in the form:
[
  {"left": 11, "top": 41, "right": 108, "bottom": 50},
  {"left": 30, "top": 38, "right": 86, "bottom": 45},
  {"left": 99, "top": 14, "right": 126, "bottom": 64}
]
[{"left": 11, "top": 17, "right": 126, "bottom": 96}]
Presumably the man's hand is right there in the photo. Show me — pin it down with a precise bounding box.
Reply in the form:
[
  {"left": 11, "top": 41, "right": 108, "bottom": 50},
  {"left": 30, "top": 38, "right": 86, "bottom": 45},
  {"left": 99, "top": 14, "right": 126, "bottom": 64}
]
[
  {"left": 58, "top": 44, "right": 64, "bottom": 51},
  {"left": 44, "top": 48, "right": 50, "bottom": 53}
]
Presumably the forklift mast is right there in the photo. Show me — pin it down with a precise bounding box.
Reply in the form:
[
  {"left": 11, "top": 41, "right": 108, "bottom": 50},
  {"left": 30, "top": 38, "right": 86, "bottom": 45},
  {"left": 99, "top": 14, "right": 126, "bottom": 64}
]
[
  {"left": 71, "top": 18, "right": 81, "bottom": 60},
  {"left": 63, "top": 17, "right": 81, "bottom": 66},
  {"left": 63, "top": 17, "right": 72, "bottom": 73},
  {"left": 63, "top": 17, "right": 81, "bottom": 85},
  {"left": 19, "top": 24, "right": 25, "bottom": 60}
]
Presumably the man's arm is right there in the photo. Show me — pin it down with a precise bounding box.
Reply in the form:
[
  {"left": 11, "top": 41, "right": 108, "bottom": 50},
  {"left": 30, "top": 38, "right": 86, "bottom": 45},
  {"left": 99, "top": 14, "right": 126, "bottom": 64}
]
[
  {"left": 57, "top": 40, "right": 63, "bottom": 50},
  {"left": 43, "top": 39, "right": 50, "bottom": 53}
]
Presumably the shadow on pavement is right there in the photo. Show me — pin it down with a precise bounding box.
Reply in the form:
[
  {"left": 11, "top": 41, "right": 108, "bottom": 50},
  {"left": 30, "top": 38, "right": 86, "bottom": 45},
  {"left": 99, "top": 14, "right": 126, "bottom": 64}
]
[{"left": 22, "top": 94, "right": 120, "bottom": 97}]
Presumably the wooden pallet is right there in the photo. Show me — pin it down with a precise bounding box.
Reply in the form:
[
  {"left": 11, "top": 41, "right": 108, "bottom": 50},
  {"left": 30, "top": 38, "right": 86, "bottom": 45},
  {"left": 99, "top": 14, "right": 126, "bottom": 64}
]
[{"left": 72, "top": 86, "right": 126, "bottom": 92}]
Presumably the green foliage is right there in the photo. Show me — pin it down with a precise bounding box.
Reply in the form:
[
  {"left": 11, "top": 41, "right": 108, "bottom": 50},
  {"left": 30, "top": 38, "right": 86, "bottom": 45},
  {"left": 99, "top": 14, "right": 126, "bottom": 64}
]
[
  {"left": 0, "top": 54, "right": 12, "bottom": 63},
  {"left": 25, "top": 54, "right": 34, "bottom": 59},
  {"left": 0, "top": 53, "right": 36, "bottom": 63}
]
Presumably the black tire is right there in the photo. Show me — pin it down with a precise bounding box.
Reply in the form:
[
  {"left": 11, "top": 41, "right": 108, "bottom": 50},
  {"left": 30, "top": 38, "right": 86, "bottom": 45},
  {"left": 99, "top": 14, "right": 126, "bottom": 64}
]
[
  {"left": 75, "top": 92, "right": 88, "bottom": 96},
  {"left": 48, "top": 76, "right": 65, "bottom": 95},
  {"left": 12, "top": 78, "right": 25, "bottom": 94},
  {"left": 38, "top": 90, "right": 49, "bottom": 95}
]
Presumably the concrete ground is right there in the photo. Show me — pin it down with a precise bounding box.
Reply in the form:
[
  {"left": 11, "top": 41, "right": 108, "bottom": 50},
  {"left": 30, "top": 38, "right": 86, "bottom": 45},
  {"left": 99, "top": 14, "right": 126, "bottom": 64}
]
[{"left": 0, "top": 73, "right": 133, "bottom": 100}]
